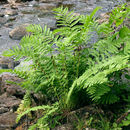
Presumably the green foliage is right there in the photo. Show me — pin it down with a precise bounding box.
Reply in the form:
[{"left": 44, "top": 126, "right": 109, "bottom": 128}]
[
  {"left": 0, "top": 69, "right": 13, "bottom": 74},
  {"left": 17, "top": 102, "right": 60, "bottom": 129},
  {"left": 2, "top": 4, "right": 130, "bottom": 129},
  {"left": 67, "top": 55, "right": 129, "bottom": 104},
  {"left": 66, "top": 4, "right": 130, "bottom": 105},
  {"left": 16, "top": 91, "right": 32, "bottom": 117},
  {"left": 109, "top": 4, "right": 129, "bottom": 27},
  {"left": 120, "top": 113, "right": 130, "bottom": 127}
]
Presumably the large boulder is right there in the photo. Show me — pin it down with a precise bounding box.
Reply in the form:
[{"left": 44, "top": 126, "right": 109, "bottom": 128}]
[{"left": 9, "top": 23, "right": 30, "bottom": 40}]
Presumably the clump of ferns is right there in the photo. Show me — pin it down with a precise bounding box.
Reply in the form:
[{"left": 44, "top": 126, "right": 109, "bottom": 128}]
[{"left": 2, "top": 4, "right": 130, "bottom": 129}]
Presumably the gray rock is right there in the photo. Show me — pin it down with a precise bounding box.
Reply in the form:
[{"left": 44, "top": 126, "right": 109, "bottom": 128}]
[
  {"left": 0, "top": 74, "right": 23, "bottom": 129},
  {"left": 0, "top": 111, "right": 17, "bottom": 129},
  {"left": 5, "top": 9, "right": 18, "bottom": 16},
  {"left": 4, "top": 23, "right": 13, "bottom": 27},
  {"left": 40, "top": 0, "right": 62, "bottom": 3},
  {"left": 35, "top": 3, "right": 57, "bottom": 11},
  {"left": 7, "top": 16, "right": 17, "bottom": 22},
  {"left": 0, "top": 107, "right": 9, "bottom": 114},
  {"left": 0, "top": 56, "right": 20, "bottom": 69},
  {"left": 0, "top": 57, "right": 14, "bottom": 69},
  {"left": 0, "top": 17, "right": 7, "bottom": 26},
  {"left": 9, "top": 23, "right": 30, "bottom": 40},
  {"left": 0, "top": 74, "right": 25, "bottom": 97},
  {"left": 7, "top": 0, "right": 21, "bottom": 4},
  {"left": 0, "top": 13, "right": 4, "bottom": 17},
  {"left": 0, "top": 95, "right": 21, "bottom": 110},
  {"left": 0, "top": 104, "right": 7, "bottom": 108}
]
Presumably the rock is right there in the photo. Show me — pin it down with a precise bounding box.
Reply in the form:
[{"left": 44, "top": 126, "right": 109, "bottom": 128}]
[
  {"left": 7, "top": 0, "right": 33, "bottom": 5},
  {"left": 11, "top": 5, "right": 18, "bottom": 9},
  {"left": 100, "top": 13, "right": 110, "bottom": 19},
  {"left": 124, "top": 17, "right": 130, "bottom": 28},
  {"left": 0, "top": 73, "right": 23, "bottom": 129},
  {"left": 0, "top": 56, "right": 20, "bottom": 69},
  {"left": 7, "top": 16, "right": 17, "bottom": 22},
  {"left": 7, "top": 0, "right": 21, "bottom": 4},
  {"left": 5, "top": 9, "right": 18, "bottom": 16},
  {"left": 0, "top": 94, "right": 21, "bottom": 111},
  {"left": 40, "top": 0, "right": 62, "bottom": 3},
  {"left": 0, "top": 57, "right": 14, "bottom": 69},
  {"left": 97, "top": 12, "right": 110, "bottom": 24},
  {"left": 9, "top": 23, "right": 30, "bottom": 40},
  {"left": 0, "top": 17, "right": 7, "bottom": 26},
  {"left": 4, "top": 23, "right": 13, "bottom": 27},
  {"left": 0, "top": 107, "right": 9, "bottom": 114},
  {"left": 0, "top": 112, "right": 17, "bottom": 130},
  {"left": 35, "top": 3, "right": 57, "bottom": 11},
  {"left": 1, "top": 74, "right": 25, "bottom": 98},
  {"left": 0, "top": 13, "right": 4, "bottom": 17},
  {"left": 0, "top": 104, "right": 7, "bottom": 108}
]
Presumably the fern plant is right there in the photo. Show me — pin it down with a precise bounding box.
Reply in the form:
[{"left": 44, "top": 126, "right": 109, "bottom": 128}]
[{"left": 1, "top": 4, "right": 130, "bottom": 129}]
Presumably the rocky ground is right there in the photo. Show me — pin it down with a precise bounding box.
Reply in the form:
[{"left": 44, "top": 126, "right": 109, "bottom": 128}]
[
  {"left": 0, "top": 0, "right": 126, "bottom": 54},
  {"left": 0, "top": 73, "right": 24, "bottom": 129},
  {"left": 0, "top": 0, "right": 128, "bottom": 129}
]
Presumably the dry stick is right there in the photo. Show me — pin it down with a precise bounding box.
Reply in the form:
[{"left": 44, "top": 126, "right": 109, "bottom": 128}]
[{"left": 116, "top": 112, "right": 129, "bottom": 124}]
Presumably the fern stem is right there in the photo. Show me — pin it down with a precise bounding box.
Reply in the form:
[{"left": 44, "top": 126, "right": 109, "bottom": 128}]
[
  {"left": 76, "top": 47, "right": 81, "bottom": 78},
  {"left": 51, "top": 55, "right": 61, "bottom": 101}
]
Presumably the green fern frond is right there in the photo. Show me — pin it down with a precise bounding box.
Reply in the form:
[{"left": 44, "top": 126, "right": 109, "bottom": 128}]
[
  {"left": 16, "top": 102, "right": 59, "bottom": 130},
  {"left": 2, "top": 6, "right": 129, "bottom": 129},
  {"left": 26, "top": 24, "right": 43, "bottom": 34},
  {"left": 66, "top": 54, "right": 129, "bottom": 104},
  {"left": 0, "top": 69, "right": 13, "bottom": 74}
]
